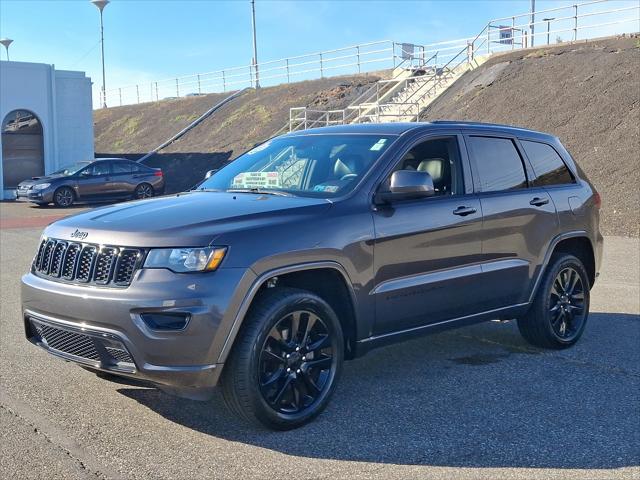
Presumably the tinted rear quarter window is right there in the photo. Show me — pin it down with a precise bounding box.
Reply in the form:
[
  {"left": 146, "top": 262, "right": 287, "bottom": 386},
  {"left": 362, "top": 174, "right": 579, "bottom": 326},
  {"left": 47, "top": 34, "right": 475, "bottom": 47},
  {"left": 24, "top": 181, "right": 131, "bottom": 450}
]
[
  {"left": 521, "top": 140, "right": 574, "bottom": 186},
  {"left": 112, "top": 161, "right": 132, "bottom": 174},
  {"left": 467, "top": 136, "right": 527, "bottom": 192}
]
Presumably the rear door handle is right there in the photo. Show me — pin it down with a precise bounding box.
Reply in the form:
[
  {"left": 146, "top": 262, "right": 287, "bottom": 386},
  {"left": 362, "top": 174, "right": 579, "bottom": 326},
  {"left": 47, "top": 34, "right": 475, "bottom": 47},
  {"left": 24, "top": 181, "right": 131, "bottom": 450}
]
[
  {"left": 530, "top": 197, "right": 549, "bottom": 207},
  {"left": 453, "top": 206, "right": 477, "bottom": 216}
]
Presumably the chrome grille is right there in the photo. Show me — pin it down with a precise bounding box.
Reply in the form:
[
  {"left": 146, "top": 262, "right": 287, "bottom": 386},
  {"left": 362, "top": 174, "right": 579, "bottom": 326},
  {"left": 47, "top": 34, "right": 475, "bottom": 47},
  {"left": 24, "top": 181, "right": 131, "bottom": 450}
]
[{"left": 32, "top": 238, "right": 143, "bottom": 287}]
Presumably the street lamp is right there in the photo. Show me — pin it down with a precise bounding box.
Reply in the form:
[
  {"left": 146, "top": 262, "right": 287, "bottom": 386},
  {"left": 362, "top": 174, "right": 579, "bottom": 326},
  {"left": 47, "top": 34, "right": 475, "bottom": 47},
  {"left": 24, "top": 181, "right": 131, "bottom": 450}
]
[
  {"left": 91, "top": 0, "right": 109, "bottom": 108},
  {"left": 543, "top": 17, "right": 556, "bottom": 45},
  {"left": 0, "top": 38, "right": 13, "bottom": 61},
  {"left": 250, "top": 0, "right": 260, "bottom": 88}
]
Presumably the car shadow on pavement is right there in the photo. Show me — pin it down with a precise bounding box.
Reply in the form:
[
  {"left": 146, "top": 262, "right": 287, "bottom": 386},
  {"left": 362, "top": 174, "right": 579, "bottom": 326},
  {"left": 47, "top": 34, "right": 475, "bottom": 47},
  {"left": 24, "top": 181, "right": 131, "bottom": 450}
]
[{"left": 118, "top": 312, "right": 639, "bottom": 469}]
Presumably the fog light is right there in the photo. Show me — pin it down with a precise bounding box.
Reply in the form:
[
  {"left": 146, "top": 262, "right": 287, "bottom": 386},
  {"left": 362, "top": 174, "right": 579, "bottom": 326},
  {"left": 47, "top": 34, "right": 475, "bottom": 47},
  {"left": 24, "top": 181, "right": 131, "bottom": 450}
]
[{"left": 140, "top": 313, "right": 190, "bottom": 331}]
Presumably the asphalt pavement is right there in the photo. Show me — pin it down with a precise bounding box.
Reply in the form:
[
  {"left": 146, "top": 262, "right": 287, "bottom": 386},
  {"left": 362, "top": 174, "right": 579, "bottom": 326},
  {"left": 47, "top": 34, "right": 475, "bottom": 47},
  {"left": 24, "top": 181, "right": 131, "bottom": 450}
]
[{"left": 1, "top": 203, "right": 638, "bottom": 480}]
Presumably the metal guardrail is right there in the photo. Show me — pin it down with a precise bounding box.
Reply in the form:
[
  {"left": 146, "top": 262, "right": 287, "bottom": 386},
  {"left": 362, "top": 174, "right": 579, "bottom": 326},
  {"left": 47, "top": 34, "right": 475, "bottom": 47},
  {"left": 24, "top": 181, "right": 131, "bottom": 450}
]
[{"left": 101, "top": 0, "right": 639, "bottom": 109}]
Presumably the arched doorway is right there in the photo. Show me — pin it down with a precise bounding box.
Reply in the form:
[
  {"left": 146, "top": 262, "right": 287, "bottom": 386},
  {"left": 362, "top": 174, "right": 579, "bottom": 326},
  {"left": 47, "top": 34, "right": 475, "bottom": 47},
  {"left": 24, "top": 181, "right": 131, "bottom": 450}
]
[{"left": 2, "top": 109, "right": 45, "bottom": 189}]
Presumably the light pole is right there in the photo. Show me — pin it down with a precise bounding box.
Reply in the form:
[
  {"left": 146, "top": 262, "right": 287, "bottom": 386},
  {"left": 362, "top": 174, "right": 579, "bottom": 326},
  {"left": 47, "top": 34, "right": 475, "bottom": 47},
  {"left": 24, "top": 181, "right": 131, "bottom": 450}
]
[
  {"left": 250, "top": 0, "right": 260, "bottom": 88},
  {"left": 91, "top": 0, "right": 109, "bottom": 108},
  {"left": 543, "top": 17, "right": 555, "bottom": 45},
  {"left": 0, "top": 38, "right": 13, "bottom": 61}
]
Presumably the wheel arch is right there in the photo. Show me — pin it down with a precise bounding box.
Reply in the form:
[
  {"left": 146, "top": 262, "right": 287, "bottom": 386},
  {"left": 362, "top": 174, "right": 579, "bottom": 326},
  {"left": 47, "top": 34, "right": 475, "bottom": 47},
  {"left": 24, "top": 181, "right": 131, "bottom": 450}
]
[
  {"left": 529, "top": 231, "right": 596, "bottom": 303},
  {"left": 217, "top": 262, "right": 359, "bottom": 364}
]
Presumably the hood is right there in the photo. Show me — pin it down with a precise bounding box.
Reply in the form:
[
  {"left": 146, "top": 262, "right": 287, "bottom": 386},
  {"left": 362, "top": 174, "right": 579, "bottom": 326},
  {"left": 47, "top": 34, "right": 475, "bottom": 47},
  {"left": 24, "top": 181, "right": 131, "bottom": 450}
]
[
  {"left": 18, "top": 174, "right": 65, "bottom": 187},
  {"left": 44, "top": 191, "right": 332, "bottom": 247}
]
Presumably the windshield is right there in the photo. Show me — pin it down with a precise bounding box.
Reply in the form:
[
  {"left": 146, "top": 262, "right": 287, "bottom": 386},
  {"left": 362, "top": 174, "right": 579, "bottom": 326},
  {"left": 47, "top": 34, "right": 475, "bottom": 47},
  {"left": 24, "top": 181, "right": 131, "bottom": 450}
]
[
  {"left": 198, "top": 134, "right": 395, "bottom": 197},
  {"left": 52, "top": 162, "right": 91, "bottom": 176}
]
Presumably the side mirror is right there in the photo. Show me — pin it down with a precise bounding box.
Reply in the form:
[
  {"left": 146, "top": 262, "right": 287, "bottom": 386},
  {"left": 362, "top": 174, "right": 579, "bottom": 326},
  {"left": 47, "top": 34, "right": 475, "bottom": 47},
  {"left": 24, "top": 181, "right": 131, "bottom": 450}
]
[
  {"left": 204, "top": 169, "right": 218, "bottom": 180},
  {"left": 375, "top": 170, "right": 435, "bottom": 204}
]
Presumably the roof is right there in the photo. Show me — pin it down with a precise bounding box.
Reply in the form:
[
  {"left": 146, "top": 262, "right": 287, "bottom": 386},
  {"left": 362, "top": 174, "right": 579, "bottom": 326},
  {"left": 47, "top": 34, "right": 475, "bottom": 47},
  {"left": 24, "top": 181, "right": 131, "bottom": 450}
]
[{"left": 283, "top": 121, "right": 555, "bottom": 140}]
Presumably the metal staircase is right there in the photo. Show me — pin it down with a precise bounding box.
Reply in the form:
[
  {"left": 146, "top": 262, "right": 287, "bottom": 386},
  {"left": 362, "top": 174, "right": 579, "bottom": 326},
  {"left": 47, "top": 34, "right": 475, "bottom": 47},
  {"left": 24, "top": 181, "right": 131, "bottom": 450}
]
[{"left": 284, "top": 40, "right": 488, "bottom": 132}]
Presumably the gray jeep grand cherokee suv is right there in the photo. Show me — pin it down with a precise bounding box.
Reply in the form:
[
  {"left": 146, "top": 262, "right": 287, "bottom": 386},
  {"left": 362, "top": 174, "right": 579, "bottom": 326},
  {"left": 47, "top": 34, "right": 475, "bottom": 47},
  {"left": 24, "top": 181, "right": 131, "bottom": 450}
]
[{"left": 22, "top": 122, "right": 603, "bottom": 430}]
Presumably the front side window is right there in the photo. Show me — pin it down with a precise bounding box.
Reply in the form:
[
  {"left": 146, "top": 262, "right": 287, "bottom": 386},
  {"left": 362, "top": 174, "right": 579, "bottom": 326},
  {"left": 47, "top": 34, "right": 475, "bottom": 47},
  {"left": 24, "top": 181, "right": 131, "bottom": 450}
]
[
  {"left": 467, "top": 136, "right": 527, "bottom": 192},
  {"left": 52, "top": 162, "right": 90, "bottom": 176},
  {"left": 521, "top": 140, "right": 574, "bottom": 186},
  {"left": 83, "top": 162, "right": 110, "bottom": 176},
  {"left": 198, "top": 134, "right": 395, "bottom": 197},
  {"left": 391, "top": 136, "right": 464, "bottom": 196}
]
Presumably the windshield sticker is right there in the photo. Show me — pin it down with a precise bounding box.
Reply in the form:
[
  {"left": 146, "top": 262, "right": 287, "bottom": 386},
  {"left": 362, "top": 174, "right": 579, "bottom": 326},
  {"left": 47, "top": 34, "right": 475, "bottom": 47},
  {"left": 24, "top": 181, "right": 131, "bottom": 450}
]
[
  {"left": 246, "top": 141, "right": 271, "bottom": 155},
  {"left": 232, "top": 171, "right": 281, "bottom": 189},
  {"left": 313, "top": 185, "right": 339, "bottom": 193},
  {"left": 370, "top": 138, "right": 387, "bottom": 151}
]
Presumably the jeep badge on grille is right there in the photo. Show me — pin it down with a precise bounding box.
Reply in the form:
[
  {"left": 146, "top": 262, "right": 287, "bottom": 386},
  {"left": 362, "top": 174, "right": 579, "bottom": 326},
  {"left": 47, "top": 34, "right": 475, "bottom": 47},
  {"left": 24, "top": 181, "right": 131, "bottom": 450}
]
[{"left": 70, "top": 229, "right": 88, "bottom": 240}]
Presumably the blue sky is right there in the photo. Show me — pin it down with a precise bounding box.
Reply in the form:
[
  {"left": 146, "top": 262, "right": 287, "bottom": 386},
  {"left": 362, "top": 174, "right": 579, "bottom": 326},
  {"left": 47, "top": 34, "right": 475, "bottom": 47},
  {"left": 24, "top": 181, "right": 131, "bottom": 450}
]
[{"left": 1, "top": 0, "right": 637, "bottom": 105}]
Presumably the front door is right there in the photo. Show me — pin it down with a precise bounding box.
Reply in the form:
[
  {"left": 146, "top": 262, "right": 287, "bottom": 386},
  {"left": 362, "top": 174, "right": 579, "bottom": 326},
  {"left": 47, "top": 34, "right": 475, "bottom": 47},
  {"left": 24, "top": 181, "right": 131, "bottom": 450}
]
[
  {"left": 76, "top": 161, "right": 116, "bottom": 199},
  {"left": 372, "top": 134, "right": 484, "bottom": 335}
]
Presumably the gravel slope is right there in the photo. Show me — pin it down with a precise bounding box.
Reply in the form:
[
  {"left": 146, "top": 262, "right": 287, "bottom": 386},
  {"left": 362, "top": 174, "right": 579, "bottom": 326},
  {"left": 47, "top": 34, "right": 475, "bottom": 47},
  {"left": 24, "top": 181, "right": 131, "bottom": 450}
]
[{"left": 421, "top": 35, "right": 640, "bottom": 237}]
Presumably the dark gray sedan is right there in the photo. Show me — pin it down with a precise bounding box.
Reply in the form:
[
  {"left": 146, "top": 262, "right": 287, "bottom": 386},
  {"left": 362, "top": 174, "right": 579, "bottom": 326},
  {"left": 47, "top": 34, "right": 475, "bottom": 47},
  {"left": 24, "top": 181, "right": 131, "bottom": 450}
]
[{"left": 16, "top": 158, "right": 165, "bottom": 207}]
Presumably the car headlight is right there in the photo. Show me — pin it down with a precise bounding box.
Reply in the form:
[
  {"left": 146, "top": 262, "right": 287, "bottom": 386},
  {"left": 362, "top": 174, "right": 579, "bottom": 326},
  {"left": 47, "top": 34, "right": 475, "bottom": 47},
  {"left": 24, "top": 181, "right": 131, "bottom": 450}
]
[
  {"left": 33, "top": 183, "right": 51, "bottom": 190},
  {"left": 143, "top": 246, "right": 227, "bottom": 273}
]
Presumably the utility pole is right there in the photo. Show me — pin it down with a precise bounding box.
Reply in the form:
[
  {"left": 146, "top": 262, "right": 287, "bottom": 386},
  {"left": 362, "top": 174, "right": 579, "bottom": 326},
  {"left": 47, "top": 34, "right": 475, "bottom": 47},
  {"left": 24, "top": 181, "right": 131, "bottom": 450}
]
[
  {"left": 251, "top": 0, "right": 260, "bottom": 88},
  {"left": 91, "top": 0, "right": 110, "bottom": 108},
  {"left": 530, "top": 0, "right": 536, "bottom": 47}
]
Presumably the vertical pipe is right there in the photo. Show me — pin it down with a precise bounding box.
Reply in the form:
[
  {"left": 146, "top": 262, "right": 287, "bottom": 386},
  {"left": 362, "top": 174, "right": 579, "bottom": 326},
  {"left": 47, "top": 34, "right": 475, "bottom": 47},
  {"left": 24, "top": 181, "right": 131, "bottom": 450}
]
[
  {"left": 286, "top": 59, "right": 290, "bottom": 83},
  {"left": 155, "top": 82, "right": 158, "bottom": 101},
  {"left": 175, "top": 78, "right": 179, "bottom": 97},
  {"left": 356, "top": 46, "right": 361, "bottom": 73},
  {"left": 512, "top": 17, "right": 515, "bottom": 49},
  {"left": 222, "top": 71, "right": 226, "bottom": 92},
  {"left": 319, "top": 53, "right": 324, "bottom": 78},
  {"left": 197, "top": 74, "right": 201, "bottom": 94},
  {"left": 530, "top": 0, "right": 536, "bottom": 47},
  {"left": 99, "top": 9, "right": 107, "bottom": 108},
  {"left": 251, "top": 0, "right": 260, "bottom": 88},
  {"left": 573, "top": 4, "right": 578, "bottom": 41},
  {"left": 136, "top": 84, "right": 139, "bottom": 104},
  {"left": 118, "top": 88, "right": 122, "bottom": 106},
  {"left": 487, "top": 26, "right": 490, "bottom": 54}
]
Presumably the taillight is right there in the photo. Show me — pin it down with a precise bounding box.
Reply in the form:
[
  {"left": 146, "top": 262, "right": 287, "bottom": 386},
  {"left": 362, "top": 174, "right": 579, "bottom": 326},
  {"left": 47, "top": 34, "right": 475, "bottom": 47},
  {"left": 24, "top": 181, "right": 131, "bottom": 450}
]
[
  {"left": 593, "top": 192, "right": 601, "bottom": 209},
  {"left": 153, "top": 171, "right": 163, "bottom": 177}
]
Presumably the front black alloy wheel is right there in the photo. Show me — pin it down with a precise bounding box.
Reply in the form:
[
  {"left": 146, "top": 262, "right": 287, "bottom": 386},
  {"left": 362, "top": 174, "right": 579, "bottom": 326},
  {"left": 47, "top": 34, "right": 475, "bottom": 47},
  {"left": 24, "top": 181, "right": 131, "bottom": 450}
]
[
  {"left": 259, "top": 310, "right": 335, "bottom": 414},
  {"left": 221, "top": 287, "right": 343, "bottom": 430},
  {"left": 53, "top": 186, "right": 74, "bottom": 208},
  {"left": 518, "top": 253, "right": 590, "bottom": 349}
]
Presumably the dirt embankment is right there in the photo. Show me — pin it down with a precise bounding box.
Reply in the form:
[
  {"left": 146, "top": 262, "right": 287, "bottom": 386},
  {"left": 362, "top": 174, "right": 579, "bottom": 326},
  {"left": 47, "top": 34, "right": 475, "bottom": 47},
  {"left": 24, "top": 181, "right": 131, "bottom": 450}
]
[
  {"left": 94, "top": 74, "right": 385, "bottom": 192},
  {"left": 421, "top": 36, "right": 640, "bottom": 237}
]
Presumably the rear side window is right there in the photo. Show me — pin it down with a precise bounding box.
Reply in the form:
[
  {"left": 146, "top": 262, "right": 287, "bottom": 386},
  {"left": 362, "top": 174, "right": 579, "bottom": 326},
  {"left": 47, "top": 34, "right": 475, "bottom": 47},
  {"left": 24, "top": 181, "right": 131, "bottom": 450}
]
[
  {"left": 521, "top": 140, "right": 574, "bottom": 186},
  {"left": 112, "top": 161, "right": 132, "bottom": 174},
  {"left": 467, "top": 136, "right": 527, "bottom": 192}
]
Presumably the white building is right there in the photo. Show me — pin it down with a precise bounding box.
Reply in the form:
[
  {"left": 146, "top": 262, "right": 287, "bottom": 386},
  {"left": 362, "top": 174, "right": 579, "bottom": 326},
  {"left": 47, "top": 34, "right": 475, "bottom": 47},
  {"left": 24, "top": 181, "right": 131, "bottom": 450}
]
[{"left": 0, "top": 61, "right": 94, "bottom": 199}]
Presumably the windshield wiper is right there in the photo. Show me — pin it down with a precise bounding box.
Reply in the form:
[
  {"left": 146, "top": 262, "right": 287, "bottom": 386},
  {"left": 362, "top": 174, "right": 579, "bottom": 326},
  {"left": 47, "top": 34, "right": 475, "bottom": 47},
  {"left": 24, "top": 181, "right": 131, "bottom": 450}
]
[{"left": 226, "top": 188, "right": 293, "bottom": 197}]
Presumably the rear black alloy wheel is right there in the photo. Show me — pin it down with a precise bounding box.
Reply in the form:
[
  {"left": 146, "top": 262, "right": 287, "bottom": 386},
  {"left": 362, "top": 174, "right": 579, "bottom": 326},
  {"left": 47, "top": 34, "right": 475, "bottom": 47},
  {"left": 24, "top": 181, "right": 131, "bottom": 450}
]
[
  {"left": 259, "top": 310, "right": 335, "bottom": 415},
  {"left": 134, "top": 183, "right": 153, "bottom": 199},
  {"left": 221, "top": 287, "right": 343, "bottom": 430},
  {"left": 53, "top": 187, "right": 74, "bottom": 208},
  {"left": 548, "top": 267, "right": 585, "bottom": 341},
  {"left": 517, "top": 253, "right": 590, "bottom": 349}
]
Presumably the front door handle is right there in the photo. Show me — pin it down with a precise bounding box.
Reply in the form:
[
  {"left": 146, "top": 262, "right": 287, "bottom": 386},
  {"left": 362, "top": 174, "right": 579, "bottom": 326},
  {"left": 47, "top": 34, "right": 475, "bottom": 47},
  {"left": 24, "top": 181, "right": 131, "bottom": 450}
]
[
  {"left": 530, "top": 197, "right": 549, "bottom": 207},
  {"left": 453, "top": 206, "right": 477, "bottom": 216}
]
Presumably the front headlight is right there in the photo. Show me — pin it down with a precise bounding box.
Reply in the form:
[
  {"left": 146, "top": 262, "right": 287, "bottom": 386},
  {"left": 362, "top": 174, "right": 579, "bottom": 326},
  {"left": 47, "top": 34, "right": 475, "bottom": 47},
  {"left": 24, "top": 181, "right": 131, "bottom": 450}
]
[
  {"left": 143, "top": 246, "right": 227, "bottom": 273},
  {"left": 33, "top": 183, "right": 51, "bottom": 190}
]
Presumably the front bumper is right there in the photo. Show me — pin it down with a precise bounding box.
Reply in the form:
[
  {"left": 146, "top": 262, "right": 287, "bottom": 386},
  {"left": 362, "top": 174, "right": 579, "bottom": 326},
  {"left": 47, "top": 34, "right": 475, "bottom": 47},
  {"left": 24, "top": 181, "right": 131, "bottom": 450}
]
[
  {"left": 16, "top": 187, "right": 54, "bottom": 203},
  {"left": 21, "top": 266, "right": 252, "bottom": 399}
]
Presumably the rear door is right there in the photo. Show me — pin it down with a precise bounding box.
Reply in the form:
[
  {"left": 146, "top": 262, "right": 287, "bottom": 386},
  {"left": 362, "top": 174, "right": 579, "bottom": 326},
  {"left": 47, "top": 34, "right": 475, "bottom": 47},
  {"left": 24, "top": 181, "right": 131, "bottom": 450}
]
[
  {"left": 372, "top": 133, "right": 485, "bottom": 335},
  {"left": 464, "top": 133, "right": 559, "bottom": 310},
  {"left": 111, "top": 160, "right": 135, "bottom": 196}
]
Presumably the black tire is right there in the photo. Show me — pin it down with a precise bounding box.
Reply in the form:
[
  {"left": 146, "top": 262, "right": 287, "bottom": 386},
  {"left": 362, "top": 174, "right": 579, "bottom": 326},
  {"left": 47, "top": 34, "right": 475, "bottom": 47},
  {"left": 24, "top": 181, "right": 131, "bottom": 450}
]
[
  {"left": 517, "top": 253, "right": 590, "bottom": 349},
  {"left": 53, "top": 186, "right": 75, "bottom": 208},
  {"left": 134, "top": 183, "right": 154, "bottom": 200},
  {"left": 221, "top": 287, "right": 344, "bottom": 430}
]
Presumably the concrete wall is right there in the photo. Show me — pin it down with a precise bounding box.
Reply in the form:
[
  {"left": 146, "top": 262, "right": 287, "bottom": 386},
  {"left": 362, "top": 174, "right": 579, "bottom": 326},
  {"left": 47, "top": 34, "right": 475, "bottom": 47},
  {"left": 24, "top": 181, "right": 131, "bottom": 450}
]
[{"left": 0, "top": 61, "right": 94, "bottom": 199}]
